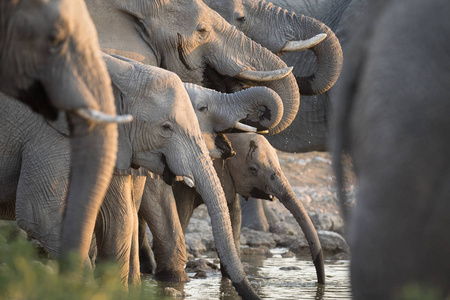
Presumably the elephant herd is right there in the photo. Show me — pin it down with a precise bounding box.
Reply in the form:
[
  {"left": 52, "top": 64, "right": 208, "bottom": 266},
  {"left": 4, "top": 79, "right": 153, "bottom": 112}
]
[{"left": 1, "top": 0, "right": 450, "bottom": 299}]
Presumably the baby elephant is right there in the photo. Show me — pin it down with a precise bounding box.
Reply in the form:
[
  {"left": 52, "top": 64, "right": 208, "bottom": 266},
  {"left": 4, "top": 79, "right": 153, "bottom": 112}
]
[{"left": 140, "top": 133, "right": 324, "bottom": 284}]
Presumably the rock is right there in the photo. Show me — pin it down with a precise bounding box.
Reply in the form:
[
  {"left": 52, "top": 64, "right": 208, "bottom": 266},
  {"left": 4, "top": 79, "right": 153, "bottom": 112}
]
[
  {"left": 308, "top": 212, "right": 345, "bottom": 234},
  {"left": 185, "top": 259, "right": 219, "bottom": 273},
  {"left": 240, "top": 227, "right": 277, "bottom": 248},
  {"left": 273, "top": 233, "right": 298, "bottom": 248},
  {"left": 185, "top": 232, "right": 214, "bottom": 254},
  {"left": 193, "top": 270, "right": 207, "bottom": 278},
  {"left": 281, "top": 251, "right": 296, "bottom": 258},
  {"left": 289, "top": 231, "right": 349, "bottom": 255},
  {"left": 317, "top": 231, "right": 349, "bottom": 253},
  {"left": 240, "top": 245, "right": 272, "bottom": 257},
  {"left": 269, "top": 221, "right": 296, "bottom": 235},
  {"left": 279, "top": 266, "right": 301, "bottom": 271},
  {"left": 163, "top": 287, "right": 190, "bottom": 298}
]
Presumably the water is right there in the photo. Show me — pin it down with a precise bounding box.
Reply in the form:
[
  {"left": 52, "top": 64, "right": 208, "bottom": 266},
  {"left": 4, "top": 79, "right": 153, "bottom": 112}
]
[{"left": 143, "top": 248, "right": 352, "bottom": 299}]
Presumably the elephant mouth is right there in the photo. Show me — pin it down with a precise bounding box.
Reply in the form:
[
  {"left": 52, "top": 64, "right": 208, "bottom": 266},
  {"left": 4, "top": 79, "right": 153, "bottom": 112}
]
[
  {"left": 161, "top": 155, "right": 176, "bottom": 185},
  {"left": 18, "top": 80, "right": 58, "bottom": 120},
  {"left": 249, "top": 187, "right": 273, "bottom": 201}
]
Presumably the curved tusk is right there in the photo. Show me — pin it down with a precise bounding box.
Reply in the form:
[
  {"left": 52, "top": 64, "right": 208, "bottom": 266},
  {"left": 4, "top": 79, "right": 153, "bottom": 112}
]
[
  {"left": 257, "top": 130, "right": 269, "bottom": 134},
  {"left": 183, "top": 176, "right": 195, "bottom": 188},
  {"left": 235, "top": 122, "right": 257, "bottom": 132},
  {"left": 237, "top": 66, "right": 293, "bottom": 82},
  {"left": 73, "top": 108, "right": 133, "bottom": 124},
  {"left": 281, "top": 33, "right": 327, "bottom": 52}
]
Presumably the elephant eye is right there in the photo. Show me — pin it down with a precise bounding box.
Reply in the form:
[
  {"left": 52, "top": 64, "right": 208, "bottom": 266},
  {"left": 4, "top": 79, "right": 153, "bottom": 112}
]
[
  {"left": 196, "top": 24, "right": 209, "bottom": 36},
  {"left": 161, "top": 122, "right": 173, "bottom": 137},
  {"left": 48, "top": 30, "right": 67, "bottom": 54},
  {"left": 236, "top": 16, "right": 246, "bottom": 23},
  {"left": 198, "top": 105, "right": 208, "bottom": 113},
  {"left": 248, "top": 166, "right": 258, "bottom": 176}
]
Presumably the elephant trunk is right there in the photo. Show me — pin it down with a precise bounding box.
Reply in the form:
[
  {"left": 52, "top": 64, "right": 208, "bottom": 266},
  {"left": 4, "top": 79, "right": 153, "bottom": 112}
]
[
  {"left": 167, "top": 136, "right": 260, "bottom": 299},
  {"left": 275, "top": 175, "right": 325, "bottom": 284},
  {"left": 248, "top": 0, "right": 343, "bottom": 96},
  {"left": 208, "top": 20, "right": 299, "bottom": 135},
  {"left": 54, "top": 52, "right": 119, "bottom": 269},
  {"left": 219, "top": 86, "right": 283, "bottom": 132}
]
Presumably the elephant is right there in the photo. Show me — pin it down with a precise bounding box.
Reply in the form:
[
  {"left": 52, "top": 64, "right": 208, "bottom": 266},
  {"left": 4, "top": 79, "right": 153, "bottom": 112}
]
[
  {"left": 139, "top": 133, "right": 325, "bottom": 284},
  {"left": 332, "top": 0, "right": 450, "bottom": 299},
  {"left": 202, "top": 0, "right": 343, "bottom": 96},
  {"left": 86, "top": 0, "right": 304, "bottom": 135},
  {"left": 0, "top": 0, "right": 135, "bottom": 268},
  {"left": 97, "top": 54, "right": 285, "bottom": 297},
  {"left": 202, "top": 0, "right": 366, "bottom": 152}
]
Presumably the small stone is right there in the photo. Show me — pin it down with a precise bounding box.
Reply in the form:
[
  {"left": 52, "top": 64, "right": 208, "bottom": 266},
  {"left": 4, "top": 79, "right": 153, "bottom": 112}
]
[
  {"left": 193, "top": 270, "right": 207, "bottom": 278},
  {"left": 163, "top": 287, "right": 190, "bottom": 298},
  {"left": 279, "top": 266, "right": 301, "bottom": 271},
  {"left": 281, "top": 251, "right": 295, "bottom": 258}
]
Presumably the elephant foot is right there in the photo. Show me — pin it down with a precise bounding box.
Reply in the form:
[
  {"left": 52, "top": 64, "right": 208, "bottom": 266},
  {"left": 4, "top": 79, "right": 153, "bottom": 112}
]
[
  {"left": 139, "top": 249, "right": 156, "bottom": 275},
  {"left": 155, "top": 269, "right": 189, "bottom": 282}
]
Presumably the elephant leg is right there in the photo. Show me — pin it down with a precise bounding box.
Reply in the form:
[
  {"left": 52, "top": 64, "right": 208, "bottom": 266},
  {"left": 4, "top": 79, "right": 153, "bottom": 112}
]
[
  {"left": 240, "top": 197, "right": 270, "bottom": 232},
  {"left": 138, "top": 213, "right": 156, "bottom": 275},
  {"left": 128, "top": 174, "right": 146, "bottom": 286},
  {"left": 140, "top": 178, "right": 189, "bottom": 282},
  {"left": 95, "top": 174, "right": 135, "bottom": 285},
  {"left": 173, "top": 182, "right": 203, "bottom": 235},
  {"left": 15, "top": 143, "right": 69, "bottom": 258}
]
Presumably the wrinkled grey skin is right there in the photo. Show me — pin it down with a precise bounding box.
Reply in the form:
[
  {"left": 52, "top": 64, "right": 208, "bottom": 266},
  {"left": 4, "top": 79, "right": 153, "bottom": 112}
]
[
  {"left": 203, "top": 0, "right": 343, "bottom": 96},
  {"left": 249, "top": 0, "right": 367, "bottom": 152},
  {"left": 101, "top": 55, "right": 278, "bottom": 296},
  {"left": 332, "top": 0, "right": 450, "bottom": 299},
  {"left": 141, "top": 133, "right": 325, "bottom": 284},
  {"left": 86, "top": 0, "right": 299, "bottom": 135},
  {"left": 0, "top": 0, "right": 122, "bottom": 268}
]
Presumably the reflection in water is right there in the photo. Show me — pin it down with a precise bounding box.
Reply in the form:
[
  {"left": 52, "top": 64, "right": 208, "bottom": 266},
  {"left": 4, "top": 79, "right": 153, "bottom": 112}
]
[{"left": 142, "top": 248, "right": 352, "bottom": 299}]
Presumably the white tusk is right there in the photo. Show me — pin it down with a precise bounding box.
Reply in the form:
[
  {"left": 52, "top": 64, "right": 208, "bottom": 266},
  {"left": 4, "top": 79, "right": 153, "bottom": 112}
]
[
  {"left": 281, "top": 33, "right": 327, "bottom": 52},
  {"left": 73, "top": 108, "right": 133, "bottom": 124},
  {"left": 238, "top": 66, "right": 293, "bottom": 82},
  {"left": 183, "top": 176, "right": 195, "bottom": 188},
  {"left": 235, "top": 122, "right": 257, "bottom": 132}
]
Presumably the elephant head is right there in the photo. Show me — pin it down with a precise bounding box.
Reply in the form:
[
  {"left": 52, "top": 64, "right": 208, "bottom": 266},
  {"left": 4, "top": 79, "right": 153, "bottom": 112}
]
[
  {"left": 112, "top": 0, "right": 299, "bottom": 135},
  {"left": 0, "top": 0, "right": 133, "bottom": 266},
  {"left": 102, "top": 53, "right": 261, "bottom": 299},
  {"left": 203, "top": 0, "right": 343, "bottom": 96},
  {"left": 184, "top": 82, "right": 283, "bottom": 158},
  {"left": 226, "top": 133, "right": 325, "bottom": 284}
]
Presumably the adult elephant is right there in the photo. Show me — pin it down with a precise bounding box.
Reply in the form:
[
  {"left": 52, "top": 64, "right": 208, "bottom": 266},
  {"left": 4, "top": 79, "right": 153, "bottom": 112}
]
[
  {"left": 86, "top": 0, "right": 301, "bottom": 135},
  {"left": 96, "top": 54, "right": 283, "bottom": 286},
  {"left": 0, "top": 0, "right": 131, "bottom": 267},
  {"left": 204, "top": 0, "right": 366, "bottom": 152},
  {"left": 332, "top": 0, "right": 450, "bottom": 299}
]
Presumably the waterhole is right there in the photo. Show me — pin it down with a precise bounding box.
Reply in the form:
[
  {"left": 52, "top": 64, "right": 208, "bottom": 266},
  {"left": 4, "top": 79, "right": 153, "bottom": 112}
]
[{"left": 142, "top": 248, "right": 351, "bottom": 299}]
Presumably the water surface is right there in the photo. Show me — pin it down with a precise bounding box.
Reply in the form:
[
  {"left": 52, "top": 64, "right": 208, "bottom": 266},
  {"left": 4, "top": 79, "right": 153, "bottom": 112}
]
[{"left": 143, "top": 248, "right": 351, "bottom": 299}]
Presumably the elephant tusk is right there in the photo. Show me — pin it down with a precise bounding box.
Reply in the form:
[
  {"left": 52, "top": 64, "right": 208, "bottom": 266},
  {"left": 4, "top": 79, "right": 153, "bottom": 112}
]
[
  {"left": 235, "top": 122, "right": 257, "bottom": 132},
  {"left": 73, "top": 108, "right": 133, "bottom": 124},
  {"left": 237, "top": 67, "right": 293, "bottom": 82},
  {"left": 183, "top": 176, "right": 195, "bottom": 188},
  {"left": 257, "top": 130, "right": 269, "bottom": 134},
  {"left": 281, "top": 33, "right": 327, "bottom": 52}
]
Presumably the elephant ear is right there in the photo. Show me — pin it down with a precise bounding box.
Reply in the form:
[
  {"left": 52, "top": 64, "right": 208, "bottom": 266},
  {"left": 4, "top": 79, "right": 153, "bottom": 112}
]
[{"left": 101, "top": 52, "right": 136, "bottom": 95}]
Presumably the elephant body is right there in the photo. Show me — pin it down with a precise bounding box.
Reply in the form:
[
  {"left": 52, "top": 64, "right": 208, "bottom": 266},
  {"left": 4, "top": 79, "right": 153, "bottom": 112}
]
[{"left": 332, "top": 0, "right": 450, "bottom": 299}]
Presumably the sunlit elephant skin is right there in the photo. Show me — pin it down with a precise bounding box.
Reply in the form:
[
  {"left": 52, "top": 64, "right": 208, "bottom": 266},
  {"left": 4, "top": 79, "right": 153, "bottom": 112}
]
[
  {"left": 245, "top": 0, "right": 367, "bottom": 152},
  {"left": 86, "top": 0, "right": 300, "bottom": 135},
  {"left": 203, "top": 0, "right": 343, "bottom": 96},
  {"left": 0, "top": 0, "right": 135, "bottom": 268},
  {"left": 332, "top": 0, "right": 450, "bottom": 299},
  {"left": 141, "top": 133, "right": 325, "bottom": 284},
  {"left": 97, "top": 54, "right": 262, "bottom": 297}
]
